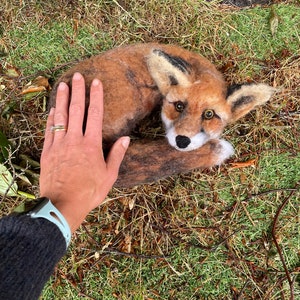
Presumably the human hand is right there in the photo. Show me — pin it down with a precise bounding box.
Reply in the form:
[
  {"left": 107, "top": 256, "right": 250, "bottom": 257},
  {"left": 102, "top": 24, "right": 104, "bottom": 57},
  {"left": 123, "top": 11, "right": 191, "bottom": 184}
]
[{"left": 39, "top": 72, "right": 130, "bottom": 232}]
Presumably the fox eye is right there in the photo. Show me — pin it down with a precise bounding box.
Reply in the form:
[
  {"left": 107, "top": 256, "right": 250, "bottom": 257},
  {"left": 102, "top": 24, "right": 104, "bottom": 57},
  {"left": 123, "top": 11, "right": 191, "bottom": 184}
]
[
  {"left": 174, "top": 101, "right": 185, "bottom": 113},
  {"left": 203, "top": 109, "right": 215, "bottom": 120}
]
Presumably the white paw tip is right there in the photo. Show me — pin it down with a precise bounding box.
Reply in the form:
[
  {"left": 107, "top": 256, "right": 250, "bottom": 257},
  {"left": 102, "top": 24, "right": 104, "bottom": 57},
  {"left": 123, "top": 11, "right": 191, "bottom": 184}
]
[{"left": 216, "top": 139, "right": 235, "bottom": 165}]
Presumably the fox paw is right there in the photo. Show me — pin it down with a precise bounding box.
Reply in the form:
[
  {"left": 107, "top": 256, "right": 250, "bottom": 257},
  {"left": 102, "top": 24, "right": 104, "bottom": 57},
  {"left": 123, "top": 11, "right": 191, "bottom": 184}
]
[{"left": 215, "top": 139, "right": 234, "bottom": 165}]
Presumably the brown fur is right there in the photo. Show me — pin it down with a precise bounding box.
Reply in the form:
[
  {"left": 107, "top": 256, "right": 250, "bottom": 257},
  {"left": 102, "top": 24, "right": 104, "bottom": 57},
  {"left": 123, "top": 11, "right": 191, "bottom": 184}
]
[
  {"left": 49, "top": 44, "right": 225, "bottom": 145},
  {"left": 49, "top": 43, "right": 276, "bottom": 187},
  {"left": 115, "top": 139, "right": 228, "bottom": 188}
]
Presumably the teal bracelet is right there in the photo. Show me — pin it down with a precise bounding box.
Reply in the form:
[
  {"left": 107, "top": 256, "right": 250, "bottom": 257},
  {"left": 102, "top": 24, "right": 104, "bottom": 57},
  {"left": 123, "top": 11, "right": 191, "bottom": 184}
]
[{"left": 27, "top": 197, "right": 71, "bottom": 248}]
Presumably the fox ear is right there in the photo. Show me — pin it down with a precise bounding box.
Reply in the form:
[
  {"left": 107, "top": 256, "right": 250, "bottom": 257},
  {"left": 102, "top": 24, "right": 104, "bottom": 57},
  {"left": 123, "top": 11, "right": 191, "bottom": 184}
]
[
  {"left": 147, "top": 49, "right": 192, "bottom": 95},
  {"left": 226, "top": 83, "right": 277, "bottom": 123}
]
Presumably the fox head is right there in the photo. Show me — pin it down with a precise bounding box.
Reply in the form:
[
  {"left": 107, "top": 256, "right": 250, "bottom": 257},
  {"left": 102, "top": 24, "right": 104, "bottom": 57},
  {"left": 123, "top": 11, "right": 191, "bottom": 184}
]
[{"left": 147, "top": 49, "right": 276, "bottom": 151}]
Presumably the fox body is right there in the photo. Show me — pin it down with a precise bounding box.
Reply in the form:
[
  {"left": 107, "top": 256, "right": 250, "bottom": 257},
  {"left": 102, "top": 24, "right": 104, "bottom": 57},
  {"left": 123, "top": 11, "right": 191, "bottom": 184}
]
[{"left": 50, "top": 43, "right": 275, "bottom": 187}]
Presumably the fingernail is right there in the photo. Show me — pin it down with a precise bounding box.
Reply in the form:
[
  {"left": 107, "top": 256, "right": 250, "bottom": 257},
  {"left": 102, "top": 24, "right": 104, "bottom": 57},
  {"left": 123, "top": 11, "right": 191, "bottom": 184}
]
[
  {"left": 121, "top": 136, "right": 130, "bottom": 149},
  {"left": 49, "top": 107, "right": 55, "bottom": 115},
  {"left": 58, "top": 82, "right": 67, "bottom": 91},
  {"left": 73, "top": 72, "right": 82, "bottom": 80},
  {"left": 92, "top": 78, "right": 100, "bottom": 86}
]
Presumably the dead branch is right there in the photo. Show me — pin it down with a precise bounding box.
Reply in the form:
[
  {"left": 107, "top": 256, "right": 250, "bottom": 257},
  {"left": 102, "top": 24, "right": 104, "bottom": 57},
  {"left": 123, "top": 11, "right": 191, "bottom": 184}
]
[{"left": 271, "top": 182, "right": 299, "bottom": 300}]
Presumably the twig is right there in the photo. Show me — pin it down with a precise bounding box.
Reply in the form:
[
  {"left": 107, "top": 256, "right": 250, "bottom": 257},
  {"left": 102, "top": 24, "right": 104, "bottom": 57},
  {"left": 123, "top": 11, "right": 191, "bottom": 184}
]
[
  {"left": 271, "top": 184, "right": 299, "bottom": 300},
  {"left": 212, "top": 227, "right": 244, "bottom": 251},
  {"left": 245, "top": 188, "right": 298, "bottom": 202},
  {"left": 81, "top": 224, "right": 167, "bottom": 260},
  {"left": 58, "top": 270, "right": 97, "bottom": 300},
  {"left": 222, "top": 187, "right": 298, "bottom": 214},
  {"left": 236, "top": 279, "right": 250, "bottom": 300},
  {"left": 1, "top": 138, "right": 22, "bottom": 202},
  {"left": 152, "top": 223, "right": 242, "bottom": 252},
  {"left": 102, "top": 247, "right": 167, "bottom": 260},
  {"left": 48, "top": 60, "right": 81, "bottom": 74}
]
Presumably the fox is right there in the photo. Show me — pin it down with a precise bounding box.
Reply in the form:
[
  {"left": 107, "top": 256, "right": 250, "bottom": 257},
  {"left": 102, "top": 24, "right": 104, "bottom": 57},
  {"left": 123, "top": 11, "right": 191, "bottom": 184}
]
[{"left": 49, "top": 43, "right": 276, "bottom": 187}]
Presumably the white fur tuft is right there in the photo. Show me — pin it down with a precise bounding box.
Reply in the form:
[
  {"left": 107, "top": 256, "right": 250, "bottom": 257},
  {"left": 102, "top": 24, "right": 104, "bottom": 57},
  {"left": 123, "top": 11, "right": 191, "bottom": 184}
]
[
  {"left": 185, "top": 132, "right": 209, "bottom": 151},
  {"left": 215, "top": 139, "right": 235, "bottom": 165},
  {"left": 165, "top": 127, "right": 178, "bottom": 149},
  {"left": 161, "top": 111, "right": 173, "bottom": 130}
]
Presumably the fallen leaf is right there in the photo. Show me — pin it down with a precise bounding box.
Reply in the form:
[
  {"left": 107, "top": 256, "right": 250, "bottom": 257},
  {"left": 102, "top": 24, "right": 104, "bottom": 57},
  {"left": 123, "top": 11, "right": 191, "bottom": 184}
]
[
  {"left": 32, "top": 76, "right": 50, "bottom": 88},
  {"left": 121, "top": 234, "right": 132, "bottom": 253},
  {"left": 21, "top": 76, "right": 50, "bottom": 95},
  {"left": 0, "top": 163, "right": 35, "bottom": 199},
  {"left": 5, "top": 64, "right": 20, "bottom": 77},
  {"left": 270, "top": 6, "right": 279, "bottom": 37},
  {"left": 229, "top": 158, "right": 257, "bottom": 169},
  {"left": 240, "top": 172, "right": 248, "bottom": 184},
  {"left": 220, "top": 60, "right": 235, "bottom": 73},
  {"left": 21, "top": 86, "right": 47, "bottom": 95},
  {"left": 128, "top": 197, "right": 135, "bottom": 210},
  {"left": 0, "top": 163, "right": 18, "bottom": 197},
  {"left": 94, "top": 251, "right": 100, "bottom": 259}
]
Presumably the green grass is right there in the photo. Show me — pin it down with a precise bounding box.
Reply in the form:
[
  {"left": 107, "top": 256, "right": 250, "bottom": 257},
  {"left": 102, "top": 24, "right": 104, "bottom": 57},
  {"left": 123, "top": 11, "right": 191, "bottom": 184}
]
[
  {"left": 1, "top": 0, "right": 299, "bottom": 299},
  {"left": 222, "top": 6, "right": 300, "bottom": 57},
  {"left": 2, "top": 3, "right": 300, "bottom": 76},
  {"left": 39, "top": 150, "right": 300, "bottom": 299},
  {"left": 4, "top": 22, "right": 113, "bottom": 75}
]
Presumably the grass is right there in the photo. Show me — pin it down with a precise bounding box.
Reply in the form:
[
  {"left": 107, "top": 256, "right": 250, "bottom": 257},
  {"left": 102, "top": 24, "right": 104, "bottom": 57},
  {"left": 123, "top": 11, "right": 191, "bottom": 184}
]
[{"left": 1, "top": 0, "right": 300, "bottom": 299}]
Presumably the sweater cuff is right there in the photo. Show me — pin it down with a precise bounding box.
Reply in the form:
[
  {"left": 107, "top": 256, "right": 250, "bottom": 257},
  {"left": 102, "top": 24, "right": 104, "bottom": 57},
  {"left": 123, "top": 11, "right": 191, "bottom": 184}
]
[{"left": 0, "top": 214, "right": 67, "bottom": 300}]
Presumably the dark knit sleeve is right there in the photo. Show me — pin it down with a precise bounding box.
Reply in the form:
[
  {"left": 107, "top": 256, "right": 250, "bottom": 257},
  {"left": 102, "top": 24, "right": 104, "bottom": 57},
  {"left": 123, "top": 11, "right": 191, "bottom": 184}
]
[{"left": 0, "top": 214, "right": 67, "bottom": 300}]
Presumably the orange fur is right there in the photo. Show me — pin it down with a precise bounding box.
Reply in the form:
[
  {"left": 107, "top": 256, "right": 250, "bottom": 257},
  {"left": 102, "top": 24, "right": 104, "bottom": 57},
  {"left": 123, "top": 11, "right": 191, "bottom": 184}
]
[{"left": 49, "top": 43, "right": 276, "bottom": 187}]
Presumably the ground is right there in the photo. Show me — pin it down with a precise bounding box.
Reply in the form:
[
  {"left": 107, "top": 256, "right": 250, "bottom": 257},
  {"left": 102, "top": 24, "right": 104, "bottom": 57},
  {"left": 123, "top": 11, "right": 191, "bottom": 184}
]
[{"left": 0, "top": 1, "right": 299, "bottom": 299}]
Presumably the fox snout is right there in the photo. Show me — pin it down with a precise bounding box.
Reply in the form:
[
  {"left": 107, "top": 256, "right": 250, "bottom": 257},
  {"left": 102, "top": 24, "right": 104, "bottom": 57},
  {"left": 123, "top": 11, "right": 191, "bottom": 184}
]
[
  {"left": 176, "top": 135, "right": 191, "bottom": 149},
  {"left": 165, "top": 126, "right": 211, "bottom": 151}
]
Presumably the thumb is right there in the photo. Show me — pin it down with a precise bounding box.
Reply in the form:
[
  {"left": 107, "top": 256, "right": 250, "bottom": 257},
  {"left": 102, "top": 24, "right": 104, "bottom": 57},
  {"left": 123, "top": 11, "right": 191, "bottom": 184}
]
[{"left": 106, "top": 136, "right": 130, "bottom": 177}]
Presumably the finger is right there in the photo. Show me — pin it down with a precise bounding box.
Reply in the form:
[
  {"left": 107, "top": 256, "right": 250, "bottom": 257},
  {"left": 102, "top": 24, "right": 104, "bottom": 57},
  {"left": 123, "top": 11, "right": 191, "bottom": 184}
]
[
  {"left": 85, "top": 78, "right": 103, "bottom": 143},
  {"left": 106, "top": 136, "right": 130, "bottom": 182},
  {"left": 53, "top": 82, "right": 69, "bottom": 140},
  {"left": 67, "top": 72, "right": 86, "bottom": 136},
  {"left": 43, "top": 107, "right": 55, "bottom": 151}
]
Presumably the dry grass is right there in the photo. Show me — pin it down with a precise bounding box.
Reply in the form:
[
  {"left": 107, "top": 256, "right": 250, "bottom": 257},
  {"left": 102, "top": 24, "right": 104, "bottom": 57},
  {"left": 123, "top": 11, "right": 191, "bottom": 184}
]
[{"left": 0, "top": 0, "right": 299, "bottom": 299}]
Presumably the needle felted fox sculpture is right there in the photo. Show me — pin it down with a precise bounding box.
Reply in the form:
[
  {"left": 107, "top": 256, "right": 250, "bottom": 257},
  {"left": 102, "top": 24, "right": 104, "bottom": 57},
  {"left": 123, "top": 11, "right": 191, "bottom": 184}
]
[{"left": 49, "top": 43, "right": 275, "bottom": 188}]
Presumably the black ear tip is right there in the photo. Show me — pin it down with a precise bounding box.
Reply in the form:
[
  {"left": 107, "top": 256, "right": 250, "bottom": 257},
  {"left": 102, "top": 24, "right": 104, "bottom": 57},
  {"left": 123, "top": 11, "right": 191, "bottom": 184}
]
[
  {"left": 153, "top": 49, "right": 163, "bottom": 55},
  {"left": 227, "top": 82, "right": 254, "bottom": 98},
  {"left": 169, "top": 75, "right": 178, "bottom": 86},
  {"left": 151, "top": 49, "right": 191, "bottom": 74},
  {"left": 226, "top": 84, "right": 242, "bottom": 97}
]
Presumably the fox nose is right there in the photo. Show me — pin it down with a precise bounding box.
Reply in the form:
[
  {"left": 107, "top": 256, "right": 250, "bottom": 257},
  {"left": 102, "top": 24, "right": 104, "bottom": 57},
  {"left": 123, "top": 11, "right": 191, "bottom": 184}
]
[{"left": 176, "top": 135, "right": 191, "bottom": 149}]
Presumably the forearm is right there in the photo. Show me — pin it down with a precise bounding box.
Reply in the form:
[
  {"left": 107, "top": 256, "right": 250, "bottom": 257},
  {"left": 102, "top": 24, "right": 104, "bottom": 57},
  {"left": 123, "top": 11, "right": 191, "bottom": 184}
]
[{"left": 0, "top": 214, "right": 66, "bottom": 300}]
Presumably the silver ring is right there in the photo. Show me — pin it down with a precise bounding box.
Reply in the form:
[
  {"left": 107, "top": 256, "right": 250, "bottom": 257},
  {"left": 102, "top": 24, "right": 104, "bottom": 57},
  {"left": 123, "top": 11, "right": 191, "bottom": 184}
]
[{"left": 51, "top": 125, "right": 67, "bottom": 133}]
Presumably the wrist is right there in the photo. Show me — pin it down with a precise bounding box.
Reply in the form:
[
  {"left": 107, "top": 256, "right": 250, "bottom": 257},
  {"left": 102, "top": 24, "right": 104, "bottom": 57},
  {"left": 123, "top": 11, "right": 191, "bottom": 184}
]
[
  {"left": 49, "top": 199, "right": 89, "bottom": 233},
  {"left": 27, "top": 197, "right": 72, "bottom": 248}
]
